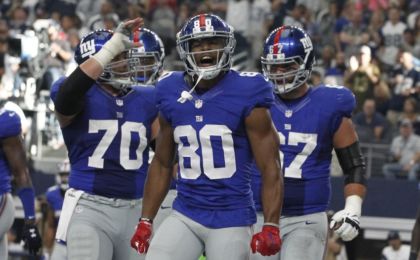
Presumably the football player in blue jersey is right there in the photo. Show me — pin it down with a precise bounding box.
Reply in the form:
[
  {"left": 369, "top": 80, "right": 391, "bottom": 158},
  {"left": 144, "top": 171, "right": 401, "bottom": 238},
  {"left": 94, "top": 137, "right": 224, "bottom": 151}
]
[
  {"left": 50, "top": 17, "right": 161, "bottom": 260},
  {"left": 130, "top": 13, "right": 283, "bottom": 260},
  {"left": 43, "top": 159, "right": 69, "bottom": 259},
  {"left": 250, "top": 25, "right": 367, "bottom": 260},
  {"left": 0, "top": 103, "right": 42, "bottom": 257}
]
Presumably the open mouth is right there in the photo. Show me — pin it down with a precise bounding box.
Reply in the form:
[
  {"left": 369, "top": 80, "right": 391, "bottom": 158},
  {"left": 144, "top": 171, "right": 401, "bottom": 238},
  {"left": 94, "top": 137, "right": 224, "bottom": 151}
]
[{"left": 199, "top": 56, "right": 215, "bottom": 67}]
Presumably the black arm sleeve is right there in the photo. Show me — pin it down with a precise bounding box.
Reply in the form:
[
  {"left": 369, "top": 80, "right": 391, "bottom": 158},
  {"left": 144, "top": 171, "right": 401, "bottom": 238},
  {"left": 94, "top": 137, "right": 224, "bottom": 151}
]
[
  {"left": 54, "top": 67, "right": 96, "bottom": 116},
  {"left": 335, "top": 141, "right": 367, "bottom": 185}
]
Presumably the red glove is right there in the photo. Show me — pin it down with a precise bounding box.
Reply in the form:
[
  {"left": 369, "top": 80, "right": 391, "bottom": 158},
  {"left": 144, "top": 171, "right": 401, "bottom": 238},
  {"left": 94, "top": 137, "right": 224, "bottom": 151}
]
[
  {"left": 250, "top": 225, "right": 281, "bottom": 256},
  {"left": 130, "top": 219, "right": 152, "bottom": 254}
]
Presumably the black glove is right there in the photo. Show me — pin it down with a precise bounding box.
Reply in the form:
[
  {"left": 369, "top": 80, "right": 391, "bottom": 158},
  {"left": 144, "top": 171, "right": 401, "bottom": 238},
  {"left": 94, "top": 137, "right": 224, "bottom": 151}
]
[{"left": 22, "top": 223, "right": 42, "bottom": 255}]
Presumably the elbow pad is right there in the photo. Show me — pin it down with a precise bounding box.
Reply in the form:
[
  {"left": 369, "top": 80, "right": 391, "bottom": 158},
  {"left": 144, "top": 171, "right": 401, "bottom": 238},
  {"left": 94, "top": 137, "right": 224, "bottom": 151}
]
[{"left": 335, "top": 141, "right": 367, "bottom": 185}]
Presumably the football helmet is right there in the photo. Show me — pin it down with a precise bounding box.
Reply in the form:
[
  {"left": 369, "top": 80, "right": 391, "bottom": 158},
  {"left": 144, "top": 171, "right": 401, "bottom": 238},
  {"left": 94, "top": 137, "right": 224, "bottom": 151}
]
[
  {"left": 176, "top": 13, "right": 236, "bottom": 80},
  {"left": 74, "top": 29, "right": 134, "bottom": 89},
  {"left": 56, "top": 159, "right": 70, "bottom": 190},
  {"left": 129, "top": 28, "right": 165, "bottom": 85},
  {"left": 261, "top": 26, "right": 315, "bottom": 94}
]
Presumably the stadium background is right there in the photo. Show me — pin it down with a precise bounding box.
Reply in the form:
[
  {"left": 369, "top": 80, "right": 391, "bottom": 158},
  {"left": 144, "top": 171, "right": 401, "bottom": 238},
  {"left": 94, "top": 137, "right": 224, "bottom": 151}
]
[{"left": 0, "top": 0, "right": 419, "bottom": 259}]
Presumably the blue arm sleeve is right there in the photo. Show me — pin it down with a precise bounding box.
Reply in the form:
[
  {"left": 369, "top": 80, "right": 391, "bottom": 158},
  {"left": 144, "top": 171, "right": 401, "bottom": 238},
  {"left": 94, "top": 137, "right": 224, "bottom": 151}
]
[{"left": 17, "top": 187, "right": 36, "bottom": 219}]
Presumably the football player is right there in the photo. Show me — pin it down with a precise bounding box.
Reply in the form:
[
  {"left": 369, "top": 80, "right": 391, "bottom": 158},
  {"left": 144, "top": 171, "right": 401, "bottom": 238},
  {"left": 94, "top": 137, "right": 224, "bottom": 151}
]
[
  {"left": 0, "top": 103, "right": 42, "bottom": 257},
  {"left": 50, "top": 17, "right": 159, "bottom": 260},
  {"left": 130, "top": 13, "right": 283, "bottom": 260},
  {"left": 43, "top": 159, "right": 69, "bottom": 259},
  {"left": 251, "top": 26, "right": 367, "bottom": 260}
]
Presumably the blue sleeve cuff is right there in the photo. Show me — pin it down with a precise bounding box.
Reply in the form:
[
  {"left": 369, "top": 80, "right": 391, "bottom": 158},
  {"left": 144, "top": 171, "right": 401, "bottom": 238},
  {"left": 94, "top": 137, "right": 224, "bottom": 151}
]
[{"left": 17, "top": 187, "right": 36, "bottom": 219}]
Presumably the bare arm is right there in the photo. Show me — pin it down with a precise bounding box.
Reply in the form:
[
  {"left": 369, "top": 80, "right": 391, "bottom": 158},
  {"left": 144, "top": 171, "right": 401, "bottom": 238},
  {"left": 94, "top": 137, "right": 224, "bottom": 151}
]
[
  {"left": 411, "top": 208, "right": 420, "bottom": 259},
  {"left": 2, "top": 135, "right": 32, "bottom": 188},
  {"left": 333, "top": 118, "right": 366, "bottom": 200},
  {"left": 141, "top": 114, "right": 176, "bottom": 220},
  {"left": 246, "top": 107, "right": 283, "bottom": 224}
]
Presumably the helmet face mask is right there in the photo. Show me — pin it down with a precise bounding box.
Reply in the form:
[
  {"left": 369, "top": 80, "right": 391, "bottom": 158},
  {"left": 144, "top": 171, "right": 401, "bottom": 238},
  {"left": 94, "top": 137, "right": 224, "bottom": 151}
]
[
  {"left": 261, "top": 26, "right": 314, "bottom": 94},
  {"left": 177, "top": 14, "right": 236, "bottom": 80}
]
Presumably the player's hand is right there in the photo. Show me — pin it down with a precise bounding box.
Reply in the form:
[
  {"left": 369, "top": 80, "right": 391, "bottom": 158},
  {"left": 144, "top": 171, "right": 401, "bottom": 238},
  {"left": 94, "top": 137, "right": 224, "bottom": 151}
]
[
  {"left": 330, "top": 209, "right": 360, "bottom": 241},
  {"left": 22, "top": 222, "right": 42, "bottom": 255},
  {"left": 250, "top": 225, "right": 281, "bottom": 256},
  {"left": 130, "top": 219, "right": 152, "bottom": 254},
  {"left": 111, "top": 18, "right": 144, "bottom": 51}
]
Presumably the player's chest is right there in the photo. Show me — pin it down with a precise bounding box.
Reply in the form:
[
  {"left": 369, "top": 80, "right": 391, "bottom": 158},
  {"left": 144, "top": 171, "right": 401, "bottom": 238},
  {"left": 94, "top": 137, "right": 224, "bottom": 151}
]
[{"left": 170, "top": 95, "right": 245, "bottom": 130}]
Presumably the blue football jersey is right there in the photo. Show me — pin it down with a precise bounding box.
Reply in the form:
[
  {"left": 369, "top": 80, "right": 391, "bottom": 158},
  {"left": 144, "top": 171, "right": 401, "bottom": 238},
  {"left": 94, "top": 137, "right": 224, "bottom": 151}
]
[
  {"left": 46, "top": 185, "right": 64, "bottom": 225},
  {"left": 50, "top": 78, "right": 158, "bottom": 199},
  {"left": 251, "top": 85, "right": 355, "bottom": 215},
  {"left": 0, "top": 108, "right": 22, "bottom": 194},
  {"left": 156, "top": 70, "right": 274, "bottom": 228}
]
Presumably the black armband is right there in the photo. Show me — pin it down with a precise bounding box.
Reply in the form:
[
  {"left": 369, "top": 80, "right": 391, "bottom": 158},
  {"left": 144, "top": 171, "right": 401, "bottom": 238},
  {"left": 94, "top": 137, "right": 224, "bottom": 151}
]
[
  {"left": 55, "top": 67, "right": 96, "bottom": 116},
  {"left": 335, "top": 141, "right": 367, "bottom": 185}
]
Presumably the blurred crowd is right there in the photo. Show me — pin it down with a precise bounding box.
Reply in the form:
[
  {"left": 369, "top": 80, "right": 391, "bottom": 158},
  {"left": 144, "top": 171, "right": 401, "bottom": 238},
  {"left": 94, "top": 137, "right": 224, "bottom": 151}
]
[{"left": 0, "top": 0, "right": 419, "bottom": 187}]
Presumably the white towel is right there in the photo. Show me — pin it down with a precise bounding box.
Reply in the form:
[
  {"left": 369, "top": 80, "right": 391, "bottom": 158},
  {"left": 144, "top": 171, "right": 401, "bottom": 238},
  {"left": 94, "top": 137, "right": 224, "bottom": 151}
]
[{"left": 55, "top": 188, "right": 84, "bottom": 242}]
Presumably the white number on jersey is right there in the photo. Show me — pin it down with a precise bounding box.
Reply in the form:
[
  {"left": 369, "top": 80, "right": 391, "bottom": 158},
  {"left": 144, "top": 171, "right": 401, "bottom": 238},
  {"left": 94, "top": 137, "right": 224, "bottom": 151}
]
[
  {"left": 278, "top": 131, "right": 317, "bottom": 179},
  {"left": 88, "top": 120, "right": 147, "bottom": 170},
  {"left": 174, "top": 124, "right": 237, "bottom": 180}
]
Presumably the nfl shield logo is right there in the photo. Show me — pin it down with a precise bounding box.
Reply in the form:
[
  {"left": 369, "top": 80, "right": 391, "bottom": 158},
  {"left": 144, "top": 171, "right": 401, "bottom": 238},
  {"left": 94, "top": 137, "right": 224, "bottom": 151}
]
[
  {"left": 285, "top": 110, "right": 293, "bottom": 118},
  {"left": 195, "top": 99, "right": 203, "bottom": 109},
  {"left": 116, "top": 99, "right": 123, "bottom": 106}
]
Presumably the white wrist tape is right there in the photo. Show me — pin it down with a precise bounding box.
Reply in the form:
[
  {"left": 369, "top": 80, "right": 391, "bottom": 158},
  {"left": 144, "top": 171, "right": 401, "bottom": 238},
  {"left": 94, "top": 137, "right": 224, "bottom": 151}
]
[
  {"left": 92, "top": 33, "right": 126, "bottom": 68},
  {"left": 344, "top": 195, "right": 362, "bottom": 217}
]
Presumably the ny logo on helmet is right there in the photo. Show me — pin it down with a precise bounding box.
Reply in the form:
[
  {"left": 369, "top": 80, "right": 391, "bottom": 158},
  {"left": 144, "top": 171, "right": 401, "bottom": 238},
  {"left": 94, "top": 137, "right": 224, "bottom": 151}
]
[
  {"left": 300, "top": 36, "right": 313, "bottom": 53},
  {"left": 80, "top": 39, "right": 96, "bottom": 59}
]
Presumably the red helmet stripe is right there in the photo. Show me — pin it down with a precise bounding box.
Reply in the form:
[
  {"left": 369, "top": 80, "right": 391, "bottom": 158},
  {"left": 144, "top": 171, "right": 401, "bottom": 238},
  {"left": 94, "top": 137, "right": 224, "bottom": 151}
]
[
  {"left": 273, "top": 27, "right": 285, "bottom": 54},
  {"left": 133, "top": 30, "right": 140, "bottom": 43},
  {"left": 199, "top": 14, "right": 206, "bottom": 28}
]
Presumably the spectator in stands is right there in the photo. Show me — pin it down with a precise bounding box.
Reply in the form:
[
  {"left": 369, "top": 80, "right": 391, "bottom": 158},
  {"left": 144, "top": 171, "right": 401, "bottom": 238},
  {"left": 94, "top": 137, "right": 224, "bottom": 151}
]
[
  {"left": 398, "top": 98, "right": 420, "bottom": 135},
  {"left": 378, "top": 5, "right": 407, "bottom": 72},
  {"left": 339, "top": 9, "right": 370, "bottom": 59},
  {"left": 345, "top": 45, "right": 380, "bottom": 111},
  {"left": 367, "top": 10, "right": 385, "bottom": 49},
  {"left": 381, "top": 230, "right": 410, "bottom": 260},
  {"left": 382, "top": 119, "right": 420, "bottom": 181},
  {"left": 316, "top": 1, "right": 339, "bottom": 51},
  {"left": 86, "top": 1, "right": 119, "bottom": 31},
  {"left": 354, "top": 98, "right": 388, "bottom": 143},
  {"left": 39, "top": 21, "right": 72, "bottom": 94},
  {"left": 374, "top": 80, "right": 392, "bottom": 116},
  {"left": 387, "top": 51, "right": 420, "bottom": 125}
]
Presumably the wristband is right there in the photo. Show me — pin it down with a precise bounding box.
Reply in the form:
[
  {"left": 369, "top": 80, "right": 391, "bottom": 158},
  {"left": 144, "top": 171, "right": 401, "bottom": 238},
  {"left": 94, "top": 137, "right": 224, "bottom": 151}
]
[
  {"left": 140, "top": 217, "right": 153, "bottom": 224},
  {"left": 344, "top": 195, "right": 362, "bottom": 216}
]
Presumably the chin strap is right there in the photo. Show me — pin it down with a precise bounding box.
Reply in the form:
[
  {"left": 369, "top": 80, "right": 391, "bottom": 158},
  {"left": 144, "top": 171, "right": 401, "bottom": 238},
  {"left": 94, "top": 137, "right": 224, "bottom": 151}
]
[{"left": 177, "top": 73, "right": 204, "bottom": 103}]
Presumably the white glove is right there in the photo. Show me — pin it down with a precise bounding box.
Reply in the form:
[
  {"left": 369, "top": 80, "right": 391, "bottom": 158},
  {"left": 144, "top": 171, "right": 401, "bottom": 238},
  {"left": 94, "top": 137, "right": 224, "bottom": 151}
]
[
  {"left": 329, "top": 195, "right": 362, "bottom": 241},
  {"left": 93, "top": 17, "right": 143, "bottom": 68}
]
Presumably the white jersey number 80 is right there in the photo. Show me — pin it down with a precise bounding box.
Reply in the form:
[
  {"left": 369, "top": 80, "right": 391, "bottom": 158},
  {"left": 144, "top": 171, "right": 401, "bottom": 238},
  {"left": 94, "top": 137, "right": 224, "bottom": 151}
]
[{"left": 174, "top": 125, "right": 237, "bottom": 180}]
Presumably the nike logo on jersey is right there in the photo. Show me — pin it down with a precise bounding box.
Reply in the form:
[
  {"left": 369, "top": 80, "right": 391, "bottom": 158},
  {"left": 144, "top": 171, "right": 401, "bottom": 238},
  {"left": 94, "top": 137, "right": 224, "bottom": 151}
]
[
  {"left": 160, "top": 206, "right": 171, "bottom": 210},
  {"left": 305, "top": 221, "right": 317, "bottom": 225},
  {"left": 8, "top": 112, "right": 15, "bottom": 117}
]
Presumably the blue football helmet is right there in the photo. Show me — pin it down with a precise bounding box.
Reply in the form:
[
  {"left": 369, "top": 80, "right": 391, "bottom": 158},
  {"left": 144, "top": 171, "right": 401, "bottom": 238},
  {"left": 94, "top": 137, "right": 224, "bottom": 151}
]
[
  {"left": 176, "top": 13, "right": 236, "bottom": 80},
  {"left": 74, "top": 29, "right": 134, "bottom": 89},
  {"left": 261, "top": 26, "right": 315, "bottom": 94},
  {"left": 129, "top": 28, "right": 165, "bottom": 85}
]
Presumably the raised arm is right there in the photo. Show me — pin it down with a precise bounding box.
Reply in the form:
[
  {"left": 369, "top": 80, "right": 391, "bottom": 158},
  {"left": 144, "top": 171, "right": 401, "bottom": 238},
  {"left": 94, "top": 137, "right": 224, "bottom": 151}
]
[{"left": 54, "top": 18, "right": 144, "bottom": 127}]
